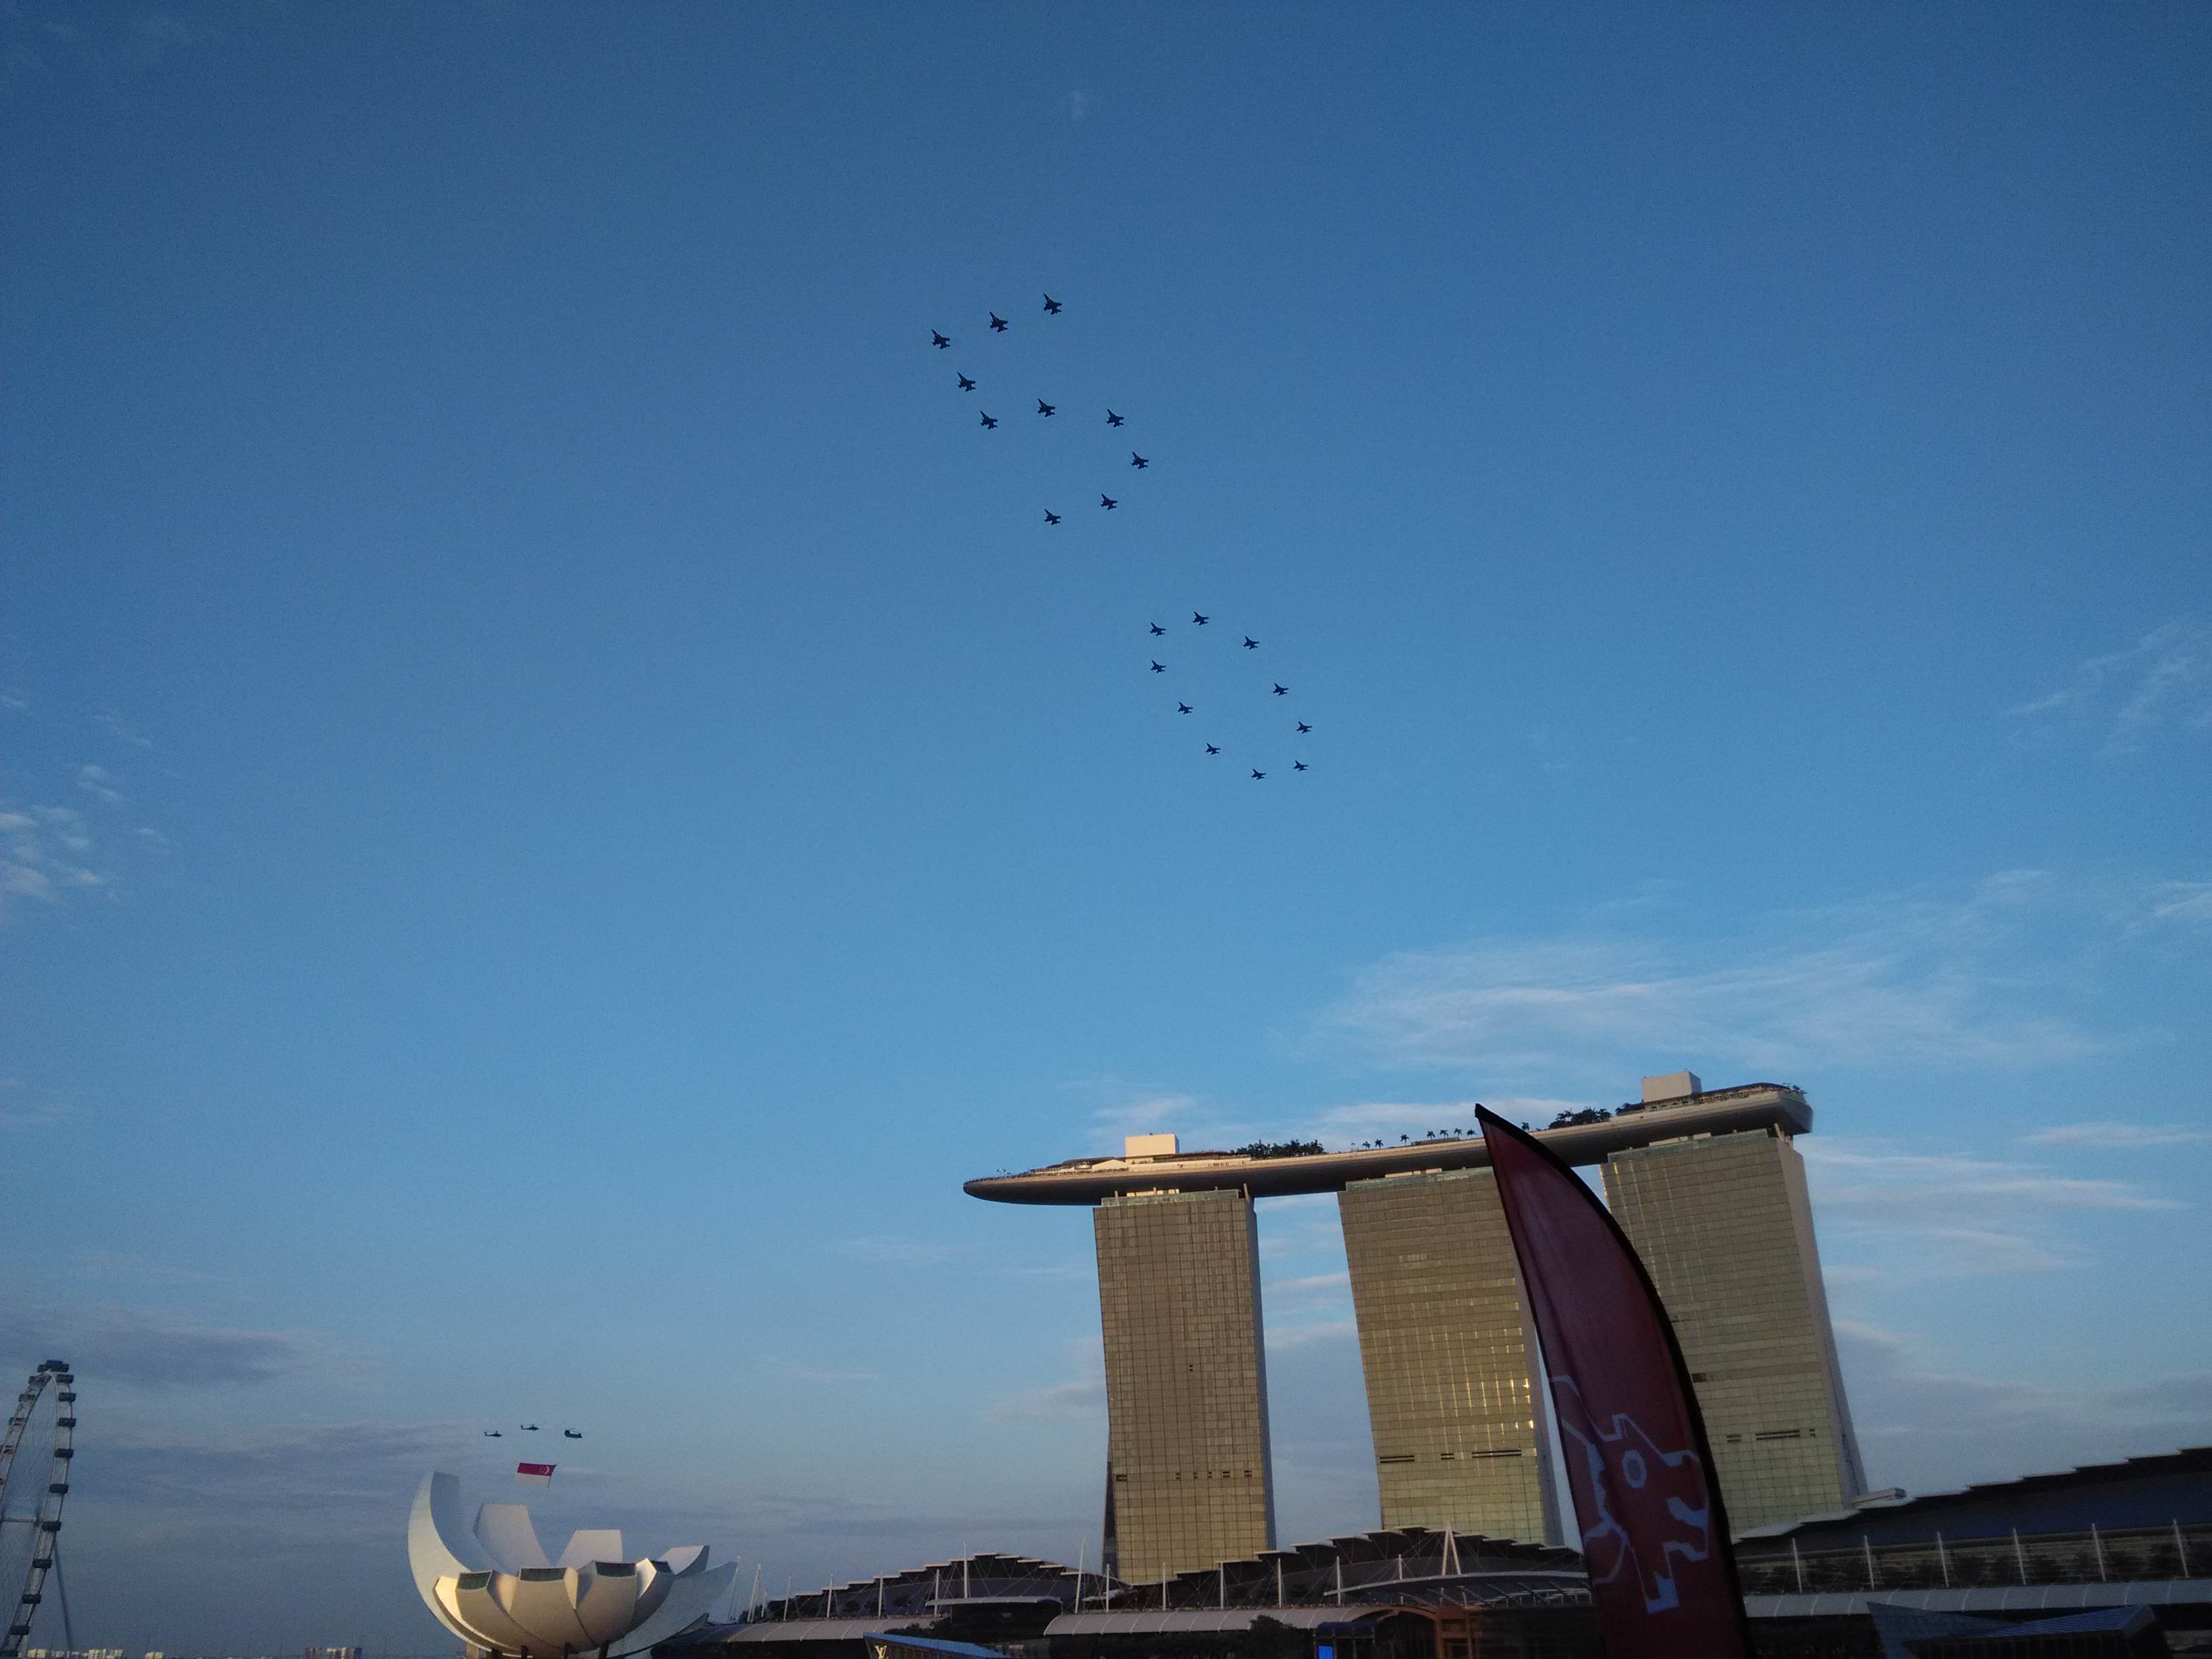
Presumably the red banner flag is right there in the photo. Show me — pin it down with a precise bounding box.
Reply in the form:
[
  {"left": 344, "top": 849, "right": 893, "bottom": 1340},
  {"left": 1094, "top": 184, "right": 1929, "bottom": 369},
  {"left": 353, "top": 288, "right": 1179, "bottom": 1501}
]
[
  {"left": 1477, "top": 1106, "right": 1753, "bottom": 1659},
  {"left": 514, "top": 1462, "right": 555, "bottom": 1486}
]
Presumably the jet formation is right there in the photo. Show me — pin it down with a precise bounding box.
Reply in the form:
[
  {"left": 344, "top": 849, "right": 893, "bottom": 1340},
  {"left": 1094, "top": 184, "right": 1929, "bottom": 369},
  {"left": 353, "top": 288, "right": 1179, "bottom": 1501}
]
[{"left": 930, "top": 293, "right": 1317, "bottom": 779}]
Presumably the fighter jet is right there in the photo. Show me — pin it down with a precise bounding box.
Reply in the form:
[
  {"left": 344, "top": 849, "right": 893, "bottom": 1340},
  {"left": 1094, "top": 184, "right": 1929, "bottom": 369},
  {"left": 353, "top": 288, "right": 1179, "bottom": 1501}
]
[
  {"left": 931, "top": 331, "right": 951, "bottom": 350},
  {"left": 1205, "top": 744, "right": 1221, "bottom": 755},
  {"left": 1176, "top": 703, "right": 1192, "bottom": 714},
  {"left": 1191, "top": 611, "right": 1210, "bottom": 625},
  {"left": 1130, "top": 452, "right": 1149, "bottom": 470},
  {"left": 1271, "top": 684, "right": 1289, "bottom": 695},
  {"left": 1149, "top": 623, "right": 1166, "bottom": 635},
  {"left": 1296, "top": 722, "right": 1311, "bottom": 733},
  {"left": 1100, "top": 494, "right": 1118, "bottom": 509},
  {"left": 957, "top": 373, "right": 975, "bottom": 390},
  {"left": 1251, "top": 769, "right": 1267, "bottom": 780},
  {"left": 979, "top": 411, "right": 998, "bottom": 430},
  {"left": 562, "top": 1430, "right": 583, "bottom": 1439},
  {"left": 1043, "top": 293, "right": 1063, "bottom": 314},
  {"left": 989, "top": 312, "right": 1008, "bottom": 332},
  {"left": 1044, "top": 510, "right": 1061, "bottom": 525},
  {"left": 1037, "top": 398, "right": 1055, "bottom": 416},
  {"left": 1293, "top": 761, "right": 1309, "bottom": 771},
  {"left": 1149, "top": 661, "right": 1166, "bottom": 674},
  {"left": 1106, "top": 410, "right": 1125, "bottom": 427},
  {"left": 1242, "top": 636, "right": 1258, "bottom": 649}
]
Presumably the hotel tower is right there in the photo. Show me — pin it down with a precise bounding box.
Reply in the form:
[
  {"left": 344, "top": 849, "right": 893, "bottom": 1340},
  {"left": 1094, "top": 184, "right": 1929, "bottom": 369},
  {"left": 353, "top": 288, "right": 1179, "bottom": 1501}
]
[{"left": 967, "top": 1073, "right": 1867, "bottom": 1577}]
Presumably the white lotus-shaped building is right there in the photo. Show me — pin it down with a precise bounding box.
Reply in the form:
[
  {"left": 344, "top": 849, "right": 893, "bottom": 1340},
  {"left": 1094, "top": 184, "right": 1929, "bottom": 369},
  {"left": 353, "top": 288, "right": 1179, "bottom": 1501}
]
[{"left": 409, "top": 1472, "right": 735, "bottom": 1657}]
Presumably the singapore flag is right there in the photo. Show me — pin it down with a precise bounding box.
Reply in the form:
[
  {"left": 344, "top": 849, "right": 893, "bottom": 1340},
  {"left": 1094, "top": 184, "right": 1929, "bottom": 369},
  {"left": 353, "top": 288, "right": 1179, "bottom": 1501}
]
[{"left": 514, "top": 1462, "right": 556, "bottom": 1486}]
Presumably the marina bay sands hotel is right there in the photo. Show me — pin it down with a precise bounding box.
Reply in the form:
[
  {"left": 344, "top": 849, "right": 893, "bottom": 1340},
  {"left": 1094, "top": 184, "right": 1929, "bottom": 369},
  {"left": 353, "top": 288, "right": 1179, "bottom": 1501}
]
[{"left": 965, "top": 1073, "right": 1867, "bottom": 1584}]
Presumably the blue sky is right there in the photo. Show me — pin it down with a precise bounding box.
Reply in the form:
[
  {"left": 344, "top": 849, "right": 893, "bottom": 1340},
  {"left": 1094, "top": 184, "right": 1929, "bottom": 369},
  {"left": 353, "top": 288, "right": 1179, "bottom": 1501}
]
[{"left": 3, "top": 1, "right": 2209, "bottom": 1648}]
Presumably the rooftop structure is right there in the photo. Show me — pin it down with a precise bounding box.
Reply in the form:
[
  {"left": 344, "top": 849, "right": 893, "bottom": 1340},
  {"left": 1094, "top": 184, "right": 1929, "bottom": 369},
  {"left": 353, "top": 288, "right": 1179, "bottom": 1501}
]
[
  {"left": 962, "top": 1082, "right": 1813, "bottom": 1206},
  {"left": 713, "top": 1527, "right": 1585, "bottom": 1628}
]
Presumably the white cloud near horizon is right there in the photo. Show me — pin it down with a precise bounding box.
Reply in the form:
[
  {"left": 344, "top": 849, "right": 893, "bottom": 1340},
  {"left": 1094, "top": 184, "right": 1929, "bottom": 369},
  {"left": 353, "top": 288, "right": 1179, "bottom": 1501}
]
[
  {"left": 1265, "top": 1319, "right": 1357, "bottom": 1352},
  {"left": 0, "top": 1299, "right": 337, "bottom": 1387},
  {"left": 1837, "top": 1322, "right": 2212, "bottom": 1494},
  {"left": 760, "top": 1356, "right": 880, "bottom": 1385},
  {"left": 987, "top": 1377, "right": 1103, "bottom": 1422},
  {"left": 1803, "top": 1139, "right": 2183, "bottom": 1216},
  {"left": 845, "top": 1233, "right": 962, "bottom": 1267},
  {"left": 1320, "top": 870, "right": 2198, "bottom": 1087},
  {"left": 1805, "top": 1134, "right": 2188, "bottom": 1300},
  {"left": 2022, "top": 1122, "right": 2212, "bottom": 1148},
  {"left": 1264, "top": 1271, "right": 1350, "bottom": 1299}
]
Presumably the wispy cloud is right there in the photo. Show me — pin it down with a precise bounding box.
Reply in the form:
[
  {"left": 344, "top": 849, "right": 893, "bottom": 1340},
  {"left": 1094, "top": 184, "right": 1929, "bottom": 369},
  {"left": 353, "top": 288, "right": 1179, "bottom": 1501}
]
[
  {"left": 76, "top": 762, "right": 125, "bottom": 803},
  {"left": 0, "top": 1078, "right": 77, "bottom": 1131},
  {"left": 1004, "top": 1258, "right": 1092, "bottom": 1282},
  {"left": 1837, "top": 1322, "right": 2212, "bottom": 1492},
  {"left": 1, "top": 802, "right": 109, "bottom": 914},
  {"left": 2, "top": 750, "right": 167, "bottom": 914},
  {"left": 74, "top": 1251, "right": 217, "bottom": 1286},
  {"left": 1805, "top": 1139, "right": 2182, "bottom": 1216},
  {"left": 1060, "top": 1080, "right": 1277, "bottom": 1152},
  {"left": 2009, "top": 617, "right": 2212, "bottom": 755},
  {"left": 2022, "top": 1122, "right": 2212, "bottom": 1149},
  {"left": 0, "top": 1300, "right": 335, "bottom": 1387},
  {"left": 760, "top": 1356, "right": 878, "bottom": 1385},
  {"left": 95, "top": 1418, "right": 459, "bottom": 1528},
  {"left": 987, "top": 1378, "right": 1103, "bottom": 1422},
  {"left": 2143, "top": 882, "right": 2212, "bottom": 930},
  {"left": 94, "top": 705, "right": 154, "bottom": 747},
  {"left": 1265, "top": 1271, "right": 1350, "bottom": 1298},
  {"left": 1807, "top": 1135, "right": 2184, "bottom": 1294},
  {"left": 1322, "top": 872, "right": 2175, "bottom": 1086},
  {"left": 1265, "top": 1319, "right": 1357, "bottom": 1351},
  {"left": 844, "top": 1234, "right": 960, "bottom": 1267}
]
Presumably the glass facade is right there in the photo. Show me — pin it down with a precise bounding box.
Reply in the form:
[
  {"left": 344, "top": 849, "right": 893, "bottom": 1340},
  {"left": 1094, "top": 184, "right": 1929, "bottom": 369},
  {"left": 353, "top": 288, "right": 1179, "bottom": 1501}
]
[
  {"left": 1600, "top": 1128, "right": 1866, "bottom": 1534},
  {"left": 1339, "top": 1169, "right": 1560, "bottom": 1544},
  {"left": 1094, "top": 1189, "right": 1277, "bottom": 1582}
]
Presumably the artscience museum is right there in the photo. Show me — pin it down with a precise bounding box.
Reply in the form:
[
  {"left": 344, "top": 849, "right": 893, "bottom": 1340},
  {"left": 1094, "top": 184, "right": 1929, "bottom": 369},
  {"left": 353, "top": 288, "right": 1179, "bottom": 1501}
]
[{"left": 408, "top": 1472, "right": 734, "bottom": 1658}]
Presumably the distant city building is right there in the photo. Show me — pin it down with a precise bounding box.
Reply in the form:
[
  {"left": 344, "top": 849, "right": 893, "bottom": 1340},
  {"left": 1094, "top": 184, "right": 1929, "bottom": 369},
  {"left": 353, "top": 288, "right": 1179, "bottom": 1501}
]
[
  {"left": 302, "top": 1647, "right": 359, "bottom": 1659},
  {"left": 967, "top": 1074, "right": 1860, "bottom": 1547},
  {"left": 1094, "top": 1179, "right": 1277, "bottom": 1580},
  {"left": 1339, "top": 1167, "right": 1560, "bottom": 1543}
]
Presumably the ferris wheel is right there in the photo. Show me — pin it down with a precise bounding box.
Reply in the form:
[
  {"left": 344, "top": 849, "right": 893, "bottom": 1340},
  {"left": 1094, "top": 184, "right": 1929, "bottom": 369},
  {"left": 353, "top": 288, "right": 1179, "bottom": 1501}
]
[{"left": 0, "top": 1361, "right": 76, "bottom": 1659}]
